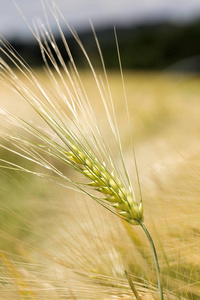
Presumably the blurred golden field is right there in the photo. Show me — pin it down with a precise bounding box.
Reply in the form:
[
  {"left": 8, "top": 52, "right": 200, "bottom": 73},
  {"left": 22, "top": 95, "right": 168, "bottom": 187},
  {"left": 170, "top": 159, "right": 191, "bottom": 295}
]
[{"left": 0, "top": 70, "right": 200, "bottom": 299}]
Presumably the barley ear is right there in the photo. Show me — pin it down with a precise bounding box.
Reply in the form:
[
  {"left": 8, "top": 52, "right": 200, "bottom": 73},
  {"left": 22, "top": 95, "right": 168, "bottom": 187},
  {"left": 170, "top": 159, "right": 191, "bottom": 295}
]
[{"left": 66, "top": 144, "right": 144, "bottom": 225}]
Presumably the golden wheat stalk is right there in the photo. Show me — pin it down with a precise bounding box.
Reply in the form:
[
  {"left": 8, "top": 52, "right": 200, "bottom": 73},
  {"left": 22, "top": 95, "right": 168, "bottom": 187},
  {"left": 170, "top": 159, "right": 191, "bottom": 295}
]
[{"left": 0, "top": 3, "right": 163, "bottom": 299}]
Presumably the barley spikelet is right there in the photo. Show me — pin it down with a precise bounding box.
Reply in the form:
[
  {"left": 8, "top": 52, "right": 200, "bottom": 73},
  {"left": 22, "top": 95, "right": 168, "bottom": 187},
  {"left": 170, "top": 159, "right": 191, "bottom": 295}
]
[
  {"left": 0, "top": 6, "right": 143, "bottom": 227},
  {"left": 66, "top": 144, "right": 143, "bottom": 225}
]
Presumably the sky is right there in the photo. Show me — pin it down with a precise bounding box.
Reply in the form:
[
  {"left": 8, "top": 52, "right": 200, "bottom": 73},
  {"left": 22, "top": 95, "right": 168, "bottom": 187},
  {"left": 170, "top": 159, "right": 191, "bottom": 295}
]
[{"left": 1, "top": 0, "right": 200, "bottom": 40}]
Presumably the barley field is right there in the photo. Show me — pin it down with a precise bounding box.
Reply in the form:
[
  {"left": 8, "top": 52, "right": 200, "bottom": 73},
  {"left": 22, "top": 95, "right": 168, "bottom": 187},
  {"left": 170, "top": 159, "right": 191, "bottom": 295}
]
[{"left": 0, "top": 65, "right": 200, "bottom": 300}]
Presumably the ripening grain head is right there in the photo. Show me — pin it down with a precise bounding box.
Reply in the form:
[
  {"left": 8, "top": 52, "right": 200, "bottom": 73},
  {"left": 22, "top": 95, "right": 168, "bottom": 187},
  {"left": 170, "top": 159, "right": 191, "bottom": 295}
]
[{"left": 0, "top": 7, "right": 144, "bottom": 227}]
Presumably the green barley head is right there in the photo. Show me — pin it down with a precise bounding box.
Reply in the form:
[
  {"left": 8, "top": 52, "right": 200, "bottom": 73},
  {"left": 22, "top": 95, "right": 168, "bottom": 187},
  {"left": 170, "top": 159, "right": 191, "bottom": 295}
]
[{"left": 0, "top": 7, "right": 143, "bottom": 228}]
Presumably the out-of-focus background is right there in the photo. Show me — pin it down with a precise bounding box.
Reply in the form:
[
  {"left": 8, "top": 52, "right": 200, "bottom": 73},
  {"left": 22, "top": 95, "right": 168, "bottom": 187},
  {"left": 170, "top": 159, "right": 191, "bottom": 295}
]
[{"left": 2, "top": 0, "right": 200, "bottom": 71}]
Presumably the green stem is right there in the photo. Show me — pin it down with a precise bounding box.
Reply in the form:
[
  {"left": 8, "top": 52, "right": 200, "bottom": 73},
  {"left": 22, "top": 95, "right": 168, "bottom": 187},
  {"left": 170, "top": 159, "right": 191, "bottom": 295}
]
[
  {"left": 125, "top": 270, "right": 142, "bottom": 300},
  {"left": 140, "top": 222, "right": 163, "bottom": 300}
]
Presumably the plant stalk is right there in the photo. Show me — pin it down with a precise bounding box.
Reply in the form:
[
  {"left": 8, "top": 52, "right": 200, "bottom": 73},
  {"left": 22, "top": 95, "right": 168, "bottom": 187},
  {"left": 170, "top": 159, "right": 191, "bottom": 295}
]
[
  {"left": 140, "top": 222, "right": 163, "bottom": 300},
  {"left": 125, "top": 270, "right": 142, "bottom": 300}
]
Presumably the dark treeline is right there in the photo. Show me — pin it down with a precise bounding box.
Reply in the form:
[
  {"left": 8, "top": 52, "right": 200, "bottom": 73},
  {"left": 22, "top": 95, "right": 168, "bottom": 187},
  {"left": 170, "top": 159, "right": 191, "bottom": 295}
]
[{"left": 2, "top": 20, "right": 200, "bottom": 71}]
